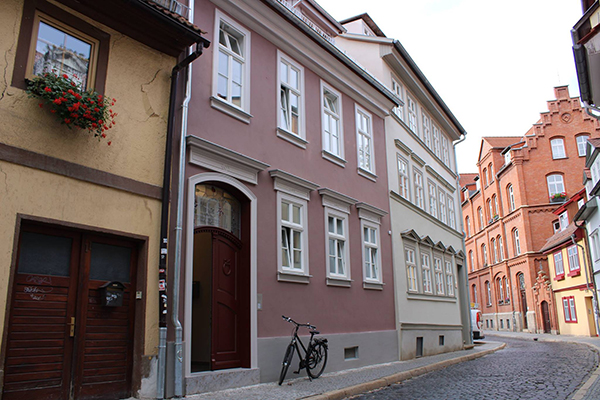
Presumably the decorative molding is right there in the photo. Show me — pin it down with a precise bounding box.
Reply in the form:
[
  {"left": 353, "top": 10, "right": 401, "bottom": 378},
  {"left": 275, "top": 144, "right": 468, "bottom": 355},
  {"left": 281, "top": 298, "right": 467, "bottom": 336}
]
[
  {"left": 425, "top": 165, "right": 455, "bottom": 192},
  {"left": 363, "top": 281, "right": 384, "bottom": 290},
  {"left": 394, "top": 139, "right": 412, "bottom": 155},
  {"left": 326, "top": 277, "right": 352, "bottom": 288},
  {"left": 277, "top": 271, "right": 310, "bottom": 284},
  {"left": 355, "top": 201, "right": 387, "bottom": 224},
  {"left": 318, "top": 188, "right": 357, "bottom": 214},
  {"left": 187, "top": 136, "right": 269, "bottom": 185},
  {"left": 276, "top": 127, "right": 308, "bottom": 149},
  {"left": 400, "top": 322, "right": 462, "bottom": 330},
  {"left": 321, "top": 150, "right": 347, "bottom": 168},
  {"left": 406, "top": 293, "right": 458, "bottom": 303},
  {"left": 357, "top": 167, "right": 377, "bottom": 182},
  {"left": 210, "top": 96, "right": 253, "bottom": 124},
  {"left": 411, "top": 153, "right": 426, "bottom": 167},
  {"left": 270, "top": 169, "right": 319, "bottom": 200}
]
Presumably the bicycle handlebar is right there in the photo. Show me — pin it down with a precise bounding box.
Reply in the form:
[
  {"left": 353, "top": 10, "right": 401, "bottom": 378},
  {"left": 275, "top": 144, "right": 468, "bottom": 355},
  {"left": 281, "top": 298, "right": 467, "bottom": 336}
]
[{"left": 281, "top": 315, "right": 317, "bottom": 330}]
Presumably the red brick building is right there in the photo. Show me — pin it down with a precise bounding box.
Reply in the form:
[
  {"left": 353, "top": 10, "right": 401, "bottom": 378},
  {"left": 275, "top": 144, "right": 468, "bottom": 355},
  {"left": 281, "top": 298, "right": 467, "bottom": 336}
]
[{"left": 461, "top": 86, "right": 599, "bottom": 333}]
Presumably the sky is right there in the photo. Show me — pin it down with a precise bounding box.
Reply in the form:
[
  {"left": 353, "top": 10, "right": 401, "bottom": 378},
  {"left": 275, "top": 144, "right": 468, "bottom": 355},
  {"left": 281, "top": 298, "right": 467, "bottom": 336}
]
[{"left": 316, "top": 0, "right": 584, "bottom": 173}]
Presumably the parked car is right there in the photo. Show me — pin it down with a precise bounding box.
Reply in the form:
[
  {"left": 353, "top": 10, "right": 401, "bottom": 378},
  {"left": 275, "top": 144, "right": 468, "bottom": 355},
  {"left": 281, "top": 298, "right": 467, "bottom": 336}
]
[{"left": 471, "top": 309, "right": 484, "bottom": 340}]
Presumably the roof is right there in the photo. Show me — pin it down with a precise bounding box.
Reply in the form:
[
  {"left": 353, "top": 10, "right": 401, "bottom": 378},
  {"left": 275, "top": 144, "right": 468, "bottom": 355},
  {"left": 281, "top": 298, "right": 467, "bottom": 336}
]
[
  {"left": 589, "top": 137, "right": 600, "bottom": 148},
  {"left": 539, "top": 223, "right": 579, "bottom": 253},
  {"left": 483, "top": 136, "right": 522, "bottom": 149},
  {"left": 459, "top": 173, "right": 478, "bottom": 187},
  {"left": 144, "top": 0, "right": 206, "bottom": 35},
  {"left": 340, "top": 13, "right": 386, "bottom": 37}
]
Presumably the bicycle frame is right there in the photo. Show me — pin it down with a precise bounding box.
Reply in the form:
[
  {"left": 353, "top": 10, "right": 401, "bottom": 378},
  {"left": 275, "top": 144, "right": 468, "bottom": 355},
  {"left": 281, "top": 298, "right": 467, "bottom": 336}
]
[{"left": 283, "top": 316, "right": 319, "bottom": 376}]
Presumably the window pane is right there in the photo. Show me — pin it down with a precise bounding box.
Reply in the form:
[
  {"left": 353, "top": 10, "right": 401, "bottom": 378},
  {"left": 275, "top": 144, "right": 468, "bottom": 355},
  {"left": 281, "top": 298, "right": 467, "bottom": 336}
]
[
  {"left": 290, "top": 67, "right": 298, "bottom": 90},
  {"left": 281, "top": 202, "right": 289, "bottom": 222},
  {"left": 337, "top": 218, "right": 343, "bottom": 235},
  {"left": 89, "top": 242, "right": 131, "bottom": 283},
  {"left": 280, "top": 61, "right": 288, "bottom": 84},
  {"left": 292, "top": 205, "right": 301, "bottom": 224},
  {"left": 328, "top": 217, "right": 335, "bottom": 233},
  {"left": 17, "top": 231, "right": 72, "bottom": 277}
]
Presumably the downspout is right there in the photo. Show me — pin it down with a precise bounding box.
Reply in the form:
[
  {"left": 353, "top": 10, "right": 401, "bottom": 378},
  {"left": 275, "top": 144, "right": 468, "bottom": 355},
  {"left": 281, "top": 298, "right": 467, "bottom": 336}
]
[
  {"left": 157, "top": 40, "right": 206, "bottom": 399},
  {"left": 571, "top": 230, "right": 600, "bottom": 336}
]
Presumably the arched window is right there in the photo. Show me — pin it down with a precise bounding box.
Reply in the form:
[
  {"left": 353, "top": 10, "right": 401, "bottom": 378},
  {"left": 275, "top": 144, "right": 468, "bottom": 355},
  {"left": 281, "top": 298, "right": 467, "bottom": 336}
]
[
  {"left": 547, "top": 174, "right": 565, "bottom": 199},
  {"left": 504, "top": 276, "right": 510, "bottom": 303},
  {"left": 498, "top": 235, "right": 504, "bottom": 261},
  {"left": 488, "top": 163, "right": 494, "bottom": 182},
  {"left": 497, "top": 277, "right": 503, "bottom": 303},
  {"left": 469, "top": 250, "right": 474, "bottom": 272},
  {"left": 576, "top": 134, "right": 590, "bottom": 157},
  {"left": 478, "top": 207, "right": 484, "bottom": 230},
  {"left": 482, "top": 168, "right": 488, "bottom": 186},
  {"left": 507, "top": 184, "right": 515, "bottom": 212},
  {"left": 487, "top": 199, "right": 493, "bottom": 221},
  {"left": 482, "top": 244, "right": 488, "bottom": 265},
  {"left": 491, "top": 238, "right": 498, "bottom": 263},
  {"left": 194, "top": 184, "right": 241, "bottom": 238},
  {"left": 513, "top": 228, "right": 521, "bottom": 255},
  {"left": 492, "top": 195, "right": 498, "bottom": 216},
  {"left": 472, "top": 283, "right": 478, "bottom": 305},
  {"left": 465, "top": 216, "right": 471, "bottom": 237},
  {"left": 551, "top": 138, "right": 566, "bottom": 159},
  {"left": 486, "top": 280, "right": 492, "bottom": 305}
]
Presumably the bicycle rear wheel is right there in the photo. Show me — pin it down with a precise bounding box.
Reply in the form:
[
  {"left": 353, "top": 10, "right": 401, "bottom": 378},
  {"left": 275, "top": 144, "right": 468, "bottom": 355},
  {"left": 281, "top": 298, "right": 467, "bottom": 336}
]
[
  {"left": 278, "top": 343, "right": 295, "bottom": 385},
  {"left": 306, "top": 342, "right": 327, "bottom": 379}
]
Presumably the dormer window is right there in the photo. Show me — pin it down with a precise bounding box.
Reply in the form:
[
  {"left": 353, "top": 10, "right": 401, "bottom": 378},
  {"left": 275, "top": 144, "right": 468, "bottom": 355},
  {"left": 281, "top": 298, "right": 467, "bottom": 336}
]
[{"left": 504, "top": 150, "right": 511, "bottom": 165}]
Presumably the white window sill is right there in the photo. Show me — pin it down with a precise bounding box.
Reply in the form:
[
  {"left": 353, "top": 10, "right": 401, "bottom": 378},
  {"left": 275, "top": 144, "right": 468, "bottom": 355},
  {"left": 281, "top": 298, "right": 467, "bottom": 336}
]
[
  {"left": 277, "top": 127, "right": 308, "bottom": 149},
  {"left": 322, "top": 150, "right": 347, "bottom": 168},
  {"left": 358, "top": 167, "right": 377, "bottom": 182},
  {"left": 210, "top": 96, "right": 252, "bottom": 124},
  {"left": 326, "top": 276, "right": 352, "bottom": 287},
  {"left": 277, "top": 270, "right": 310, "bottom": 284},
  {"left": 363, "top": 281, "right": 384, "bottom": 290}
]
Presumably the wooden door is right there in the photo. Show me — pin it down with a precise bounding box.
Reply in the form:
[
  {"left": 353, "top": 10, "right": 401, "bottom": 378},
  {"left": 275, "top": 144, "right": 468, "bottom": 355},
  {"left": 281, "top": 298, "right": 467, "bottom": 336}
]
[
  {"left": 520, "top": 290, "right": 528, "bottom": 329},
  {"left": 211, "top": 230, "right": 242, "bottom": 370},
  {"left": 3, "top": 225, "right": 137, "bottom": 400},
  {"left": 541, "top": 301, "right": 551, "bottom": 333}
]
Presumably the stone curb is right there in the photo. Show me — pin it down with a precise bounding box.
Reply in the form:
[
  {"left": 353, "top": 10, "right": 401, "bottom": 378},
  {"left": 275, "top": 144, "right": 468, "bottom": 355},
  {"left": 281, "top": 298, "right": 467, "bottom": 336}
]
[{"left": 305, "top": 343, "right": 507, "bottom": 400}]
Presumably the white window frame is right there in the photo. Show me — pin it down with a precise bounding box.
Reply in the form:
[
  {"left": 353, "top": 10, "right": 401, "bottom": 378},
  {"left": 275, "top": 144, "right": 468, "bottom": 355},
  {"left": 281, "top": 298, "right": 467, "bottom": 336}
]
[
  {"left": 432, "top": 124, "right": 441, "bottom": 157},
  {"left": 398, "top": 155, "right": 410, "bottom": 200},
  {"left": 392, "top": 77, "right": 405, "bottom": 122},
  {"left": 324, "top": 209, "right": 351, "bottom": 282},
  {"left": 567, "top": 245, "right": 580, "bottom": 273},
  {"left": 482, "top": 244, "right": 488, "bottom": 265},
  {"left": 413, "top": 167, "right": 424, "bottom": 209},
  {"left": 406, "top": 248, "right": 418, "bottom": 293},
  {"left": 407, "top": 95, "right": 418, "bottom": 133},
  {"left": 320, "top": 81, "right": 344, "bottom": 164},
  {"left": 278, "top": 193, "right": 309, "bottom": 277},
  {"left": 438, "top": 189, "right": 447, "bottom": 224},
  {"left": 362, "top": 221, "right": 382, "bottom": 287},
  {"left": 577, "top": 135, "right": 590, "bottom": 157},
  {"left": 445, "top": 260, "right": 454, "bottom": 296},
  {"left": 434, "top": 257, "right": 444, "bottom": 295},
  {"left": 447, "top": 194, "right": 456, "bottom": 229},
  {"left": 486, "top": 281, "right": 492, "bottom": 306},
  {"left": 469, "top": 250, "right": 475, "bottom": 272},
  {"left": 492, "top": 238, "right": 498, "bottom": 263},
  {"left": 421, "top": 111, "right": 432, "bottom": 148},
  {"left": 421, "top": 253, "right": 432, "bottom": 294},
  {"left": 277, "top": 51, "right": 305, "bottom": 146},
  {"left": 551, "top": 138, "right": 566, "bottom": 159},
  {"left": 466, "top": 217, "right": 471, "bottom": 237},
  {"left": 591, "top": 230, "right": 600, "bottom": 262},
  {"left": 355, "top": 104, "right": 375, "bottom": 175},
  {"left": 559, "top": 211, "right": 569, "bottom": 231},
  {"left": 498, "top": 236, "right": 504, "bottom": 261},
  {"left": 547, "top": 174, "right": 565, "bottom": 198},
  {"left": 554, "top": 251, "right": 565, "bottom": 276},
  {"left": 428, "top": 182, "right": 438, "bottom": 218},
  {"left": 442, "top": 135, "right": 450, "bottom": 166},
  {"left": 478, "top": 207, "right": 483, "bottom": 230},
  {"left": 513, "top": 229, "right": 521, "bottom": 256},
  {"left": 211, "top": 10, "right": 251, "bottom": 123},
  {"left": 507, "top": 184, "right": 515, "bottom": 212}
]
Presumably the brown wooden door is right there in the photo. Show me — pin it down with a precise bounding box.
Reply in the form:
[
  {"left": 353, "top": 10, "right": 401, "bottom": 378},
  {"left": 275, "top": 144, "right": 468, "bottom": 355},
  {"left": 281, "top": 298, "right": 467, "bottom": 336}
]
[
  {"left": 211, "top": 230, "right": 242, "bottom": 370},
  {"left": 3, "top": 225, "right": 136, "bottom": 400},
  {"left": 542, "top": 301, "right": 551, "bottom": 333},
  {"left": 520, "top": 289, "right": 528, "bottom": 329}
]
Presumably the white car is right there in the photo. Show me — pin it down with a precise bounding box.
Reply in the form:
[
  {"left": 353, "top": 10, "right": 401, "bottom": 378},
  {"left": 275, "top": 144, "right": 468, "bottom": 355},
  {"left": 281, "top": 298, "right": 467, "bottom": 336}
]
[{"left": 471, "top": 309, "right": 484, "bottom": 340}]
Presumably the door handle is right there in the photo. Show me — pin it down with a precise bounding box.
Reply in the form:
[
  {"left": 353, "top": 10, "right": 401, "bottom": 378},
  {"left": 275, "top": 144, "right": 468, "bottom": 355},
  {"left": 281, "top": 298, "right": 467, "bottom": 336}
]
[{"left": 67, "top": 317, "right": 75, "bottom": 337}]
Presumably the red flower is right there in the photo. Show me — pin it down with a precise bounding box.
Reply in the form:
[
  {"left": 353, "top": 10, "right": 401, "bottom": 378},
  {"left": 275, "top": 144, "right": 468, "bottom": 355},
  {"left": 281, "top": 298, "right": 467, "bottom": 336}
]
[
  {"left": 74, "top": 93, "right": 82, "bottom": 100},
  {"left": 68, "top": 89, "right": 75, "bottom": 95},
  {"left": 38, "top": 103, "right": 43, "bottom": 108},
  {"left": 101, "top": 133, "right": 106, "bottom": 138},
  {"left": 89, "top": 100, "right": 94, "bottom": 105},
  {"left": 98, "top": 95, "right": 103, "bottom": 101},
  {"left": 70, "top": 82, "right": 76, "bottom": 86},
  {"left": 107, "top": 141, "right": 112, "bottom": 146},
  {"left": 94, "top": 107, "right": 99, "bottom": 112},
  {"left": 64, "top": 118, "right": 71, "bottom": 124},
  {"left": 53, "top": 98, "right": 62, "bottom": 105},
  {"left": 44, "top": 87, "right": 51, "bottom": 92},
  {"left": 51, "top": 110, "right": 56, "bottom": 113},
  {"left": 91, "top": 123, "right": 97, "bottom": 128},
  {"left": 62, "top": 74, "right": 69, "bottom": 79}
]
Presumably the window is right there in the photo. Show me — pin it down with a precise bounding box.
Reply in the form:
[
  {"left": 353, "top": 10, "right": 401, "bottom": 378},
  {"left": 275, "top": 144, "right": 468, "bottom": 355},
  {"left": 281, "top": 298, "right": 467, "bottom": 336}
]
[
  {"left": 507, "top": 184, "right": 515, "bottom": 212},
  {"left": 482, "top": 168, "right": 488, "bottom": 186},
  {"left": 422, "top": 112, "right": 432, "bottom": 148},
  {"left": 547, "top": 174, "right": 565, "bottom": 198},
  {"left": 438, "top": 190, "right": 447, "bottom": 224},
  {"left": 469, "top": 250, "right": 474, "bottom": 272},
  {"left": 465, "top": 216, "right": 471, "bottom": 237},
  {"left": 478, "top": 207, "right": 483, "bottom": 230},
  {"left": 567, "top": 245, "right": 581, "bottom": 275},
  {"left": 447, "top": 195, "right": 456, "bottom": 229},
  {"left": 406, "top": 248, "right": 418, "bottom": 292},
  {"left": 492, "top": 195, "right": 498, "bottom": 217},
  {"left": 551, "top": 138, "right": 566, "bottom": 159},
  {"left": 445, "top": 261, "right": 454, "bottom": 296},
  {"left": 486, "top": 281, "right": 492, "bottom": 306},
  {"left": 497, "top": 278, "right": 503, "bottom": 303},
  {"left": 472, "top": 284, "right": 478, "bottom": 304},
  {"left": 563, "top": 296, "right": 577, "bottom": 322},
  {"left": 498, "top": 235, "right": 504, "bottom": 261},
  {"left": 433, "top": 125, "right": 441, "bottom": 157},
  {"left": 326, "top": 213, "right": 349, "bottom": 280},
  {"left": 553, "top": 220, "right": 561, "bottom": 233},
  {"left": 356, "top": 106, "right": 375, "bottom": 173},
  {"left": 421, "top": 254, "right": 432, "bottom": 293},
  {"left": 491, "top": 238, "right": 498, "bottom": 263},
  {"left": 487, "top": 199, "right": 493, "bottom": 221},
  {"left": 442, "top": 136, "right": 450, "bottom": 166},
  {"left": 504, "top": 276, "right": 510, "bottom": 303},
  {"left": 504, "top": 150, "right": 512, "bottom": 165},
  {"left": 413, "top": 168, "right": 424, "bottom": 209},
  {"left": 322, "top": 83, "right": 343, "bottom": 159},
  {"left": 559, "top": 211, "right": 569, "bottom": 231},
  {"left": 428, "top": 182, "right": 438, "bottom": 218},
  {"left": 392, "top": 78, "right": 404, "bottom": 121},
  {"left": 488, "top": 163, "right": 494, "bottom": 182},
  {"left": 363, "top": 224, "right": 381, "bottom": 284},
  {"left": 398, "top": 156, "right": 409, "bottom": 200},
  {"left": 554, "top": 251, "right": 565, "bottom": 278},
  {"left": 434, "top": 257, "right": 444, "bottom": 295},
  {"left": 407, "top": 96, "right": 418, "bottom": 133},
  {"left": 577, "top": 135, "right": 590, "bottom": 157},
  {"left": 214, "top": 13, "right": 250, "bottom": 116},
  {"left": 280, "top": 196, "right": 306, "bottom": 274},
  {"left": 278, "top": 53, "right": 304, "bottom": 140},
  {"left": 482, "top": 244, "right": 488, "bottom": 265},
  {"left": 591, "top": 230, "right": 600, "bottom": 262},
  {"left": 513, "top": 229, "right": 521, "bottom": 256}
]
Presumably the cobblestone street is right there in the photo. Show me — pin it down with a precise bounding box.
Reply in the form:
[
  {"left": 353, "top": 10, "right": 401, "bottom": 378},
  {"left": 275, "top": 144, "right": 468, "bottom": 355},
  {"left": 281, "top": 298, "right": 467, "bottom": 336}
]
[{"left": 347, "top": 335, "right": 600, "bottom": 400}]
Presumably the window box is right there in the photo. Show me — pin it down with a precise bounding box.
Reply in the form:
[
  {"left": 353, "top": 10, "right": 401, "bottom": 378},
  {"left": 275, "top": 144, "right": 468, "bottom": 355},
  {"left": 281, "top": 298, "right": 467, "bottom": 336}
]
[
  {"left": 550, "top": 192, "right": 567, "bottom": 203},
  {"left": 554, "top": 273, "right": 565, "bottom": 281}
]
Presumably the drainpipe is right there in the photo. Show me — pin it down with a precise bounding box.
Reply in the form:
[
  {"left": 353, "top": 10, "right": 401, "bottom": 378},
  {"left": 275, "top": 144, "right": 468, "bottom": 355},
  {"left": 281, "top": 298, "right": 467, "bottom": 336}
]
[
  {"left": 571, "top": 232, "right": 600, "bottom": 336},
  {"left": 157, "top": 40, "right": 207, "bottom": 399}
]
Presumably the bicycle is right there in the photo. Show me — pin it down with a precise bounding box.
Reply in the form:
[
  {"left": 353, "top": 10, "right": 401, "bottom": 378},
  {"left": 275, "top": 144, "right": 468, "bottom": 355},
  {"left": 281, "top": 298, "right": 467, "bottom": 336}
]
[{"left": 278, "top": 315, "right": 328, "bottom": 385}]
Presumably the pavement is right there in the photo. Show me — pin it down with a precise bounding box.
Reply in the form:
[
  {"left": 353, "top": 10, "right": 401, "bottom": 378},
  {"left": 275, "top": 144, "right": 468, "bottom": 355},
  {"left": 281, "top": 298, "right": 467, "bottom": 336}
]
[
  {"left": 184, "top": 330, "right": 600, "bottom": 400},
  {"left": 185, "top": 341, "right": 505, "bottom": 400}
]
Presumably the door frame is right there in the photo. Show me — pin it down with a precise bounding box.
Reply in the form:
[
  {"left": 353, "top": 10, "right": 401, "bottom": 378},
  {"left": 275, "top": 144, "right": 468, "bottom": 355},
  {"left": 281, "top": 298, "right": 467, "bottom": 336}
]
[
  {"left": 184, "top": 173, "right": 258, "bottom": 377},
  {"left": 0, "top": 214, "right": 149, "bottom": 398}
]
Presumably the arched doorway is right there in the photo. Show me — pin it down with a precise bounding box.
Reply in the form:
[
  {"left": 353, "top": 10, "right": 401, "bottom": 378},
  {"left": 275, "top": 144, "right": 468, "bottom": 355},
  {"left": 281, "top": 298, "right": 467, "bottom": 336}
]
[
  {"left": 518, "top": 273, "right": 528, "bottom": 330},
  {"left": 185, "top": 173, "right": 258, "bottom": 376},
  {"left": 541, "top": 301, "right": 551, "bottom": 333}
]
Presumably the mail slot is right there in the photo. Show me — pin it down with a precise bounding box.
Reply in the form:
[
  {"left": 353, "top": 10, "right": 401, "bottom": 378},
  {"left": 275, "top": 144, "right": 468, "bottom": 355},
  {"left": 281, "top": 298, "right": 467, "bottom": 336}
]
[{"left": 100, "top": 281, "right": 126, "bottom": 307}]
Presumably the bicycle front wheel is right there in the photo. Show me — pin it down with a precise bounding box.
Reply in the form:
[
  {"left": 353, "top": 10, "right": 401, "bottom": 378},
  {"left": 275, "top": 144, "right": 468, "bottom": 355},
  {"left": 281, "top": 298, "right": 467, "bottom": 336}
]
[
  {"left": 278, "top": 343, "right": 295, "bottom": 385},
  {"left": 306, "top": 342, "right": 328, "bottom": 379}
]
